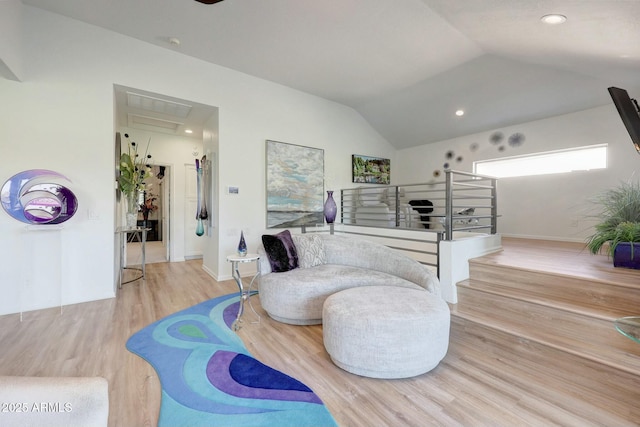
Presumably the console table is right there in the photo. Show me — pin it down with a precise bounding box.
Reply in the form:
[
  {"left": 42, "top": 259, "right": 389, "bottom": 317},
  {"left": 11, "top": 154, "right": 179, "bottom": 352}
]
[
  {"left": 116, "top": 226, "right": 150, "bottom": 288},
  {"left": 137, "top": 219, "right": 159, "bottom": 241}
]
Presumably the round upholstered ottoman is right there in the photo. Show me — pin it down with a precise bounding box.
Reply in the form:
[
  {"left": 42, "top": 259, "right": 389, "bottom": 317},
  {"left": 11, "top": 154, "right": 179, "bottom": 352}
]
[{"left": 322, "top": 285, "right": 450, "bottom": 379}]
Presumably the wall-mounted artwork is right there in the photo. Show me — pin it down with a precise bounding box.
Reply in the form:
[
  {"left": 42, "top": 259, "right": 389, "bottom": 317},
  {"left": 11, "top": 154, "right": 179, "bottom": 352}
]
[
  {"left": 193, "top": 154, "right": 212, "bottom": 236},
  {"left": 266, "top": 140, "right": 324, "bottom": 228},
  {"left": 352, "top": 154, "right": 390, "bottom": 184},
  {"left": 115, "top": 132, "right": 121, "bottom": 203},
  {"left": 1, "top": 169, "right": 78, "bottom": 225}
]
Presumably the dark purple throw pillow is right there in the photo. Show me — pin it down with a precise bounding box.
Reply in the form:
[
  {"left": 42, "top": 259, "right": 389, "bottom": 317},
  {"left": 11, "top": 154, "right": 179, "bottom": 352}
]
[{"left": 262, "top": 230, "right": 299, "bottom": 272}]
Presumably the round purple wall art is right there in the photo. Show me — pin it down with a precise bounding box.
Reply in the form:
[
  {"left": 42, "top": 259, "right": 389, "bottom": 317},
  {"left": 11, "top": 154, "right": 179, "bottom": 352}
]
[{"left": 0, "top": 169, "right": 78, "bottom": 225}]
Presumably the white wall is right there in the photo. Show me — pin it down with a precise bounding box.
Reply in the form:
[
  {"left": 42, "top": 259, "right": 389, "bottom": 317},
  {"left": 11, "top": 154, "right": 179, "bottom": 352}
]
[
  {"left": 396, "top": 105, "right": 640, "bottom": 242},
  {"left": 0, "top": 5, "right": 394, "bottom": 315},
  {"left": 202, "top": 113, "right": 220, "bottom": 277},
  {"left": 0, "top": 0, "right": 22, "bottom": 80},
  {"left": 439, "top": 233, "right": 502, "bottom": 303},
  {"left": 6, "top": 5, "right": 624, "bottom": 315},
  {"left": 212, "top": 96, "right": 395, "bottom": 280}
]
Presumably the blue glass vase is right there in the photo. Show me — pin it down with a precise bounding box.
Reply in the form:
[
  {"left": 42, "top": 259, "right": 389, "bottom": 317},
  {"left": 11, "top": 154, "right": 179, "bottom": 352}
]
[
  {"left": 196, "top": 218, "right": 204, "bottom": 236},
  {"left": 237, "top": 230, "right": 247, "bottom": 256},
  {"left": 324, "top": 191, "right": 337, "bottom": 224}
]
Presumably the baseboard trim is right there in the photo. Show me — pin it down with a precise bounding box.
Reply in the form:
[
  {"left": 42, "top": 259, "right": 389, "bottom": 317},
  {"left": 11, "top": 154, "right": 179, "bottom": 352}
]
[{"left": 500, "top": 233, "right": 586, "bottom": 244}]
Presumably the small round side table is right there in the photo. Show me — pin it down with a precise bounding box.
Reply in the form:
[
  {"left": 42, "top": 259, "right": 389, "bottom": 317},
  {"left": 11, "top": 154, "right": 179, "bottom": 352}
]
[{"left": 226, "top": 253, "right": 261, "bottom": 330}]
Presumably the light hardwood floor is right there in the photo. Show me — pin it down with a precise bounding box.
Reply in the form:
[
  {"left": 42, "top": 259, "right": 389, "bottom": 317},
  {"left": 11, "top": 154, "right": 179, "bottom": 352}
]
[
  {"left": 127, "top": 241, "right": 168, "bottom": 265},
  {"left": 0, "top": 241, "right": 638, "bottom": 426}
]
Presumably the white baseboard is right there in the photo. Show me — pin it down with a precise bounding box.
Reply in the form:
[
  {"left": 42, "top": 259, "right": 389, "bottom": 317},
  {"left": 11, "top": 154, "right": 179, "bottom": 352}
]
[
  {"left": 500, "top": 233, "right": 587, "bottom": 243},
  {"left": 201, "top": 263, "right": 233, "bottom": 281}
]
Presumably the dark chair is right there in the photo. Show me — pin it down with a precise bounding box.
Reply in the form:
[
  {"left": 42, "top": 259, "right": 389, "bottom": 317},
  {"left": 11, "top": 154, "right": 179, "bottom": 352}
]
[{"left": 408, "top": 200, "right": 433, "bottom": 229}]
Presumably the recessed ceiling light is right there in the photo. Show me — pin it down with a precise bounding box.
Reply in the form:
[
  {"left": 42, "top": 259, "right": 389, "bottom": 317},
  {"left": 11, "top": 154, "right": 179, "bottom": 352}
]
[
  {"left": 540, "top": 14, "right": 567, "bottom": 25},
  {"left": 185, "top": 129, "right": 193, "bottom": 134},
  {"left": 455, "top": 110, "right": 465, "bottom": 117}
]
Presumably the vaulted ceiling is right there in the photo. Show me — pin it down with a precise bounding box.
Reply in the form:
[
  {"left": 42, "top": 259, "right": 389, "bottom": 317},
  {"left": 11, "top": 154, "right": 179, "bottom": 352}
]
[{"left": 23, "top": 0, "right": 640, "bottom": 149}]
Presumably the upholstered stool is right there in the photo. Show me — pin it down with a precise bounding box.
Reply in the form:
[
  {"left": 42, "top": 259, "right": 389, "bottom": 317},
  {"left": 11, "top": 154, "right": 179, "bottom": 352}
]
[{"left": 322, "top": 286, "right": 450, "bottom": 379}]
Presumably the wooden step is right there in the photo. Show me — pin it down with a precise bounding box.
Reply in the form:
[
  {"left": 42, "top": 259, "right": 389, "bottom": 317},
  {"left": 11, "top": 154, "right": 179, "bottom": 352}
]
[
  {"left": 462, "top": 269, "right": 639, "bottom": 319},
  {"left": 470, "top": 237, "right": 640, "bottom": 291},
  {"left": 451, "top": 237, "right": 640, "bottom": 425},
  {"left": 452, "top": 285, "right": 640, "bottom": 376},
  {"left": 450, "top": 316, "right": 640, "bottom": 425},
  {"left": 467, "top": 243, "right": 640, "bottom": 319}
]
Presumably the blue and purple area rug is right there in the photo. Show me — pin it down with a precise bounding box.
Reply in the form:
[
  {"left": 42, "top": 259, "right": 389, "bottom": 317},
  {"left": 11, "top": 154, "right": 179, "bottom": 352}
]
[{"left": 126, "top": 293, "right": 337, "bottom": 427}]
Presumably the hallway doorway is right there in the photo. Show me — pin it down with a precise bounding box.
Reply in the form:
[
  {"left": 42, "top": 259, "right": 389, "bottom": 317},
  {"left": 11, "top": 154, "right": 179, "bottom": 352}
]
[
  {"left": 114, "top": 83, "right": 218, "bottom": 273},
  {"left": 126, "top": 164, "right": 170, "bottom": 265}
]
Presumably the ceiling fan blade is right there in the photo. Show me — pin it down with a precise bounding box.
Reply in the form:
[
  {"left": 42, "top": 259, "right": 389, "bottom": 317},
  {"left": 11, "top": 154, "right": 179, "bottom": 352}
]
[{"left": 195, "top": 0, "right": 224, "bottom": 4}]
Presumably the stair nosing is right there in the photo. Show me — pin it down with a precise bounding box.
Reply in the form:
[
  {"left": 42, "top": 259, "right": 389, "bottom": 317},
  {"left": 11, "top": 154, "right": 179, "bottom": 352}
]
[
  {"left": 457, "top": 279, "right": 635, "bottom": 320},
  {"left": 469, "top": 259, "right": 640, "bottom": 291}
]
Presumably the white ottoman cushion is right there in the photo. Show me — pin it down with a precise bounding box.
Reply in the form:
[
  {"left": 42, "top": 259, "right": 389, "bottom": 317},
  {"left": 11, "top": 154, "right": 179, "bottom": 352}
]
[{"left": 322, "top": 286, "right": 450, "bottom": 379}]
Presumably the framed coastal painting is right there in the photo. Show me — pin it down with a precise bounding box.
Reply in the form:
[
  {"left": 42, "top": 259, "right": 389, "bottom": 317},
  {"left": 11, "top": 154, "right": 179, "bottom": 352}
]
[
  {"left": 352, "top": 154, "right": 390, "bottom": 184},
  {"left": 266, "top": 140, "right": 324, "bottom": 228}
]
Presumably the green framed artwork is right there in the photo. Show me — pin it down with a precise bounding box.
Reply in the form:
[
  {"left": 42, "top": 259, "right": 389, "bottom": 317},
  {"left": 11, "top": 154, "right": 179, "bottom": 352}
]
[{"left": 352, "top": 154, "right": 390, "bottom": 184}]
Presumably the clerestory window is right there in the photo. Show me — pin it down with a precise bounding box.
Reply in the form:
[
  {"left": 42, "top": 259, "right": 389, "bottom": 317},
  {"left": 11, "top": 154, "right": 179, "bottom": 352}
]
[{"left": 474, "top": 144, "right": 607, "bottom": 178}]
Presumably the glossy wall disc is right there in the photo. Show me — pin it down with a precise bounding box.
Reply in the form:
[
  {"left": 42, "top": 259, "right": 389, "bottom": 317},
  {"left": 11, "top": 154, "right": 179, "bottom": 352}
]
[{"left": 0, "top": 169, "right": 78, "bottom": 224}]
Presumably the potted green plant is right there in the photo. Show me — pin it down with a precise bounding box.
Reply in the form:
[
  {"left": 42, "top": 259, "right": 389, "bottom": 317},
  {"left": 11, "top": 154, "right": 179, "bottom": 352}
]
[
  {"left": 586, "top": 180, "right": 640, "bottom": 269},
  {"left": 610, "top": 222, "right": 640, "bottom": 268},
  {"left": 118, "top": 134, "right": 152, "bottom": 227}
]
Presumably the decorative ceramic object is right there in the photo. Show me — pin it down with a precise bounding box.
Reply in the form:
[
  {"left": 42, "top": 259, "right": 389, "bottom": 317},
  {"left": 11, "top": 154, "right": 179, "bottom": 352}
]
[
  {"left": 613, "top": 242, "right": 640, "bottom": 270},
  {"left": 1, "top": 169, "right": 78, "bottom": 225},
  {"left": 586, "top": 182, "right": 640, "bottom": 267},
  {"left": 194, "top": 156, "right": 208, "bottom": 236},
  {"left": 237, "top": 230, "right": 247, "bottom": 256},
  {"left": 198, "top": 155, "right": 208, "bottom": 220},
  {"left": 324, "top": 191, "right": 337, "bottom": 224},
  {"left": 125, "top": 192, "right": 139, "bottom": 228}
]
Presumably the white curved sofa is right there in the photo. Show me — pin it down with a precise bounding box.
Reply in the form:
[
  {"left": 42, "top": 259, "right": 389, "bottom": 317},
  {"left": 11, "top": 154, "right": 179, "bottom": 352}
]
[{"left": 258, "top": 233, "right": 441, "bottom": 325}]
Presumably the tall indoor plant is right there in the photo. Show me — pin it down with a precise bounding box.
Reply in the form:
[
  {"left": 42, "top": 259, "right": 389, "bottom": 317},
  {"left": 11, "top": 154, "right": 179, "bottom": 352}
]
[
  {"left": 118, "top": 134, "right": 152, "bottom": 227},
  {"left": 586, "top": 180, "right": 640, "bottom": 269}
]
